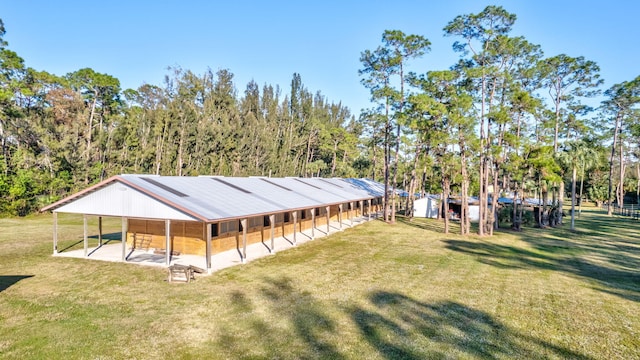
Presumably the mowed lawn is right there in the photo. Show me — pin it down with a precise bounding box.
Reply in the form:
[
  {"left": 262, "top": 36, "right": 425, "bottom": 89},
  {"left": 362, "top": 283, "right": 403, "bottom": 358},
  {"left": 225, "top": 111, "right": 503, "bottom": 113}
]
[{"left": 0, "top": 209, "right": 639, "bottom": 359}]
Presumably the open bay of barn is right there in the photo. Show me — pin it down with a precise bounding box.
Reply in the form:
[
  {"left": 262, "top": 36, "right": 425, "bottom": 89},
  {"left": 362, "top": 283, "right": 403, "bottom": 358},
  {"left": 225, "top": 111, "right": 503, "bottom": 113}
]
[{"left": 53, "top": 217, "right": 369, "bottom": 275}]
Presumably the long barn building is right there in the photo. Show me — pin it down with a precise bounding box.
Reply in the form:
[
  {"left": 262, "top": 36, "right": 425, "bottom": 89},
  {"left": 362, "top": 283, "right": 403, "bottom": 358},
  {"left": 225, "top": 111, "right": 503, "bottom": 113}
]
[{"left": 41, "top": 175, "right": 385, "bottom": 273}]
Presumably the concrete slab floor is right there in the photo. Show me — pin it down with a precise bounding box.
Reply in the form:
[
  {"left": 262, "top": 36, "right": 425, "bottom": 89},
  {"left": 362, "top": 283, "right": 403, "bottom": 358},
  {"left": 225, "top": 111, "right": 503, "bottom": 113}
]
[{"left": 53, "top": 216, "right": 376, "bottom": 276}]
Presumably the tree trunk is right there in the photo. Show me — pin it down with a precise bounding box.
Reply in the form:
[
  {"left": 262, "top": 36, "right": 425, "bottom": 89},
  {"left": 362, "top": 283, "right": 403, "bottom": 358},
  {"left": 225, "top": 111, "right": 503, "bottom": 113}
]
[
  {"left": 331, "top": 140, "right": 338, "bottom": 177},
  {"left": 608, "top": 112, "right": 621, "bottom": 216},
  {"left": 512, "top": 182, "right": 519, "bottom": 231},
  {"left": 636, "top": 163, "right": 640, "bottom": 207},
  {"left": 176, "top": 118, "right": 186, "bottom": 177},
  {"left": 460, "top": 150, "right": 469, "bottom": 235},
  {"left": 390, "top": 122, "right": 399, "bottom": 223},
  {"left": 571, "top": 165, "right": 577, "bottom": 231},
  {"left": 579, "top": 163, "right": 585, "bottom": 218},
  {"left": 558, "top": 181, "right": 565, "bottom": 225},
  {"left": 618, "top": 140, "right": 625, "bottom": 211},
  {"left": 304, "top": 129, "right": 314, "bottom": 176},
  {"left": 491, "top": 164, "right": 499, "bottom": 233},
  {"left": 478, "top": 69, "right": 486, "bottom": 237},
  {"left": 405, "top": 144, "right": 420, "bottom": 217},
  {"left": 383, "top": 97, "right": 391, "bottom": 222},
  {"left": 85, "top": 95, "right": 98, "bottom": 184},
  {"left": 442, "top": 178, "right": 450, "bottom": 234},
  {"left": 518, "top": 188, "right": 524, "bottom": 229}
]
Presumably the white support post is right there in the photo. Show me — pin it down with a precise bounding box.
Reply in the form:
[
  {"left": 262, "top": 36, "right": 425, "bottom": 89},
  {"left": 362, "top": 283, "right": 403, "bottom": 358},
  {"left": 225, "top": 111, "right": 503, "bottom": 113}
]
[
  {"left": 368, "top": 199, "right": 372, "bottom": 220},
  {"left": 339, "top": 204, "right": 343, "bottom": 230},
  {"left": 326, "top": 206, "right": 330, "bottom": 233},
  {"left": 53, "top": 212, "right": 58, "bottom": 254},
  {"left": 121, "top": 217, "right": 127, "bottom": 262},
  {"left": 165, "top": 219, "right": 171, "bottom": 266},
  {"left": 83, "top": 215, "right": 88, "bottom": 257},
  {"left": 205, "top": 223, "right": 212, "bottom": 274},
  {"left": 98, "top": 216, "right": 103, "bottom": 247},
  {"left": 359, "top": 201, "right": 363, "bottom": 221},
  {"left": 350, "top": 202, "right": 354, "bottom": 227},
  {"left": 311, "top": 209, "right": 315, "bottom": 239},
  {"left": 269, "top": 214, "right": 275, "bottom": 252},
  {"left": 292, "top": 211, "right": 297, "bottom": 245},
  {"left": 241, "top": 219, "right": 248, "bottom": 263}
]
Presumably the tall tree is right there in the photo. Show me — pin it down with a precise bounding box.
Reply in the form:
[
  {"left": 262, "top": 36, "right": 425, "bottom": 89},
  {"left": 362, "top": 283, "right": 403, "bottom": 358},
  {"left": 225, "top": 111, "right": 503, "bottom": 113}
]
[
  {"left": 360, "top": 45, "right": 396, "bottom": 221},
  {"left": 601, "top": 76, "right": 640, "bottom": 215},
  {"left": 444, "top": 5, "right": 516, "bottom": 235},
  {"left": 538, "top": 55, "right": 601, "bottom": 225},
  {"left": 408, "top": 69, "right": 475, "bottom": 234},
  {"left": 66, "top": 68, "right": 122, "bottom": 182},
  {"left": 378, "top": 30, "right": 431, "bottom": 223}
]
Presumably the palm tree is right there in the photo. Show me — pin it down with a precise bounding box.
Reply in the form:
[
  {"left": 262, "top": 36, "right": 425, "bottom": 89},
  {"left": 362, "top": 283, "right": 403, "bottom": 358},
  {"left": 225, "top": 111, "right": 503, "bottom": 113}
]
[
  {"left": 559, "top": 141, "right": 596, "bottom": 231},
  {"left": 577, "top": 146, "right": 598, "bottom": 217}
]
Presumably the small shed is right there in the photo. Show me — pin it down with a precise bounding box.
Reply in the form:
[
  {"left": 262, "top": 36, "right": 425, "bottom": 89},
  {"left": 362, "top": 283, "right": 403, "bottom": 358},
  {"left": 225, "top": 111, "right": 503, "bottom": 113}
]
[
  {"left": 413, "top": 195, "right": 440, "bottom": 218},
  {"left": 448, "top": 197, "right": 480, "bottom": 222}
]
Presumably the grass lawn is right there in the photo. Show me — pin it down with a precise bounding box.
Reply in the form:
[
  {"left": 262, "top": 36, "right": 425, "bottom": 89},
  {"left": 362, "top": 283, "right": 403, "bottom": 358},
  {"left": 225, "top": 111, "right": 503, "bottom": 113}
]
[{"left": 0, "top": 208, "right": 639, "bottom": 359}]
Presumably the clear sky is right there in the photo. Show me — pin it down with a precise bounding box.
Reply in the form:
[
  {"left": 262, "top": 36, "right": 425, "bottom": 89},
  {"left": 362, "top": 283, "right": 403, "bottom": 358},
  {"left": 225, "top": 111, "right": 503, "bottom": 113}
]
[{"left": 1, "top": 1, "right": 638, "bottom": 115}]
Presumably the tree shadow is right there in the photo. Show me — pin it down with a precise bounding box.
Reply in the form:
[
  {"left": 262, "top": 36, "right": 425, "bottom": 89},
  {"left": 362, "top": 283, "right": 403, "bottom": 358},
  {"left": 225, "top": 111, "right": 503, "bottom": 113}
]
[
  {"left": 349, "top": 290, "right": 594, "bottom": 359},
  {"left": 0, "top": 275, "right": 34, "bottom": 293},
  {"left": 211, "top": 276, "right": 344, "bottom": 359},
  {"left": 207, "top": 278, "right": 597, "bottom": 358},
  {"left": 396, "top": 215, "right": 455, "bottom": 233},
  {"left": 260, "top": 277, "right": 344, "bottom": 358},
  {"left": 59, "top": 232, "right": 123, "bottom": 252},
  {"left": 396, "top": 214, "right": 480, "bottom": 235},
  {"left": 442, "top": 221, "right": 640, "bottom": 302},
  {"left": 87, "top": 232, "right": 122, "bottom": 240}
]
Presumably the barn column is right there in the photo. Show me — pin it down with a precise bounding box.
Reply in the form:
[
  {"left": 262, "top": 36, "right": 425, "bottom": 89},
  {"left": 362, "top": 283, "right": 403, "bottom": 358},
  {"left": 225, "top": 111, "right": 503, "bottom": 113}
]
[
  {"left": 338, "top": 204, "right": 343, "bottom": 230},
  {"left": 368, "top": 199, "right": 372, "bottom": 220},
  {"left": 311, "top": 208, "right": 315, "bottom": 239},
  {"left": 53, "top": 212, "right": 58, "bottom": 254},
  {"left": 98, "top": 216, "right": 103, "bottom": 247},
  {"left": 350, "top": 202, "right": 354, "bottom": 227},
  {"left": 359, "top": 200, "right": 363, "bottom": 221},
  {"left": 121, "top": 217, "right": 127, "bottom": 262},
  {"left": 325, "top": 206, "right": 330, "bottom": 233},
  {"left": 241, "top": 218, "right": 248, "bottom": 263},
  {"left": 205, "top": 222, "right": 212, "bottom": 274},
  {"left": 83, "top": 215, "right": 88, "bottom": 257},
  {"left": 165, "top": 219, "right": 171, "bottom": 266},
  {"left": 269, "top": 214, "right": 275, "bottom": 253},
  {"left": 292, "top": 211, "right": 298, "bottom": 245}
]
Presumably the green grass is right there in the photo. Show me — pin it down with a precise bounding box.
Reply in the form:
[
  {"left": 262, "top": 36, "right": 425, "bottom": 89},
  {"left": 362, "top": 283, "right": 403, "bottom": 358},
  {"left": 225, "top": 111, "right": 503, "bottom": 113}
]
[{"left": 0, "top": 209, "right": 639, "bottom": 359}]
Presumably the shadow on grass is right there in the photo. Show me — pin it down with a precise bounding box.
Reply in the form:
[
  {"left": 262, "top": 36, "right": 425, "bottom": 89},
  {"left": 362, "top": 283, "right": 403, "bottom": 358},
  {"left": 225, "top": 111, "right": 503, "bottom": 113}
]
[
  {"left": 443, "top": 212, "right": 640, "bottom": 302},
  {"left": 211, "top": 277, "right": 592, "bottom": 359},
  {"left": 213, "top": 276, "right": 344, "bottom": 359},
  {"left": 88, "top": 232, "right": 122, "bottom": 241},
  {"left": 0, "top": 275, "right": 34, "bottom": 293},
  {"left": 59, "top": 232, "right": 123, "bottom": 253},
  {"left": 396, "top": 215, "right": 480, "bottom": 235},
  {"left": 349, "top": 290, "right": 594, "bottom": 360}
]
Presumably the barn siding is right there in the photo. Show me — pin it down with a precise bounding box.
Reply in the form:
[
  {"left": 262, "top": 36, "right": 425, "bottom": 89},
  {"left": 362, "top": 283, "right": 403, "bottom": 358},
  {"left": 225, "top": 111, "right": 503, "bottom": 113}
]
[{"left": 127, "top": 207, "right": 342, "bottom": 256}]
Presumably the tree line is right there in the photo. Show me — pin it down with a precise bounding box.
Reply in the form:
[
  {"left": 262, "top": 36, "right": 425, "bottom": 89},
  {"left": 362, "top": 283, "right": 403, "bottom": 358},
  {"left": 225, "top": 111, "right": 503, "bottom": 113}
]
[
  {"left": 0, "top": 20, "right": 363, "bottom": 215},
  {"left": 1, "top": 7, "right": 639, "bottom": 239}
]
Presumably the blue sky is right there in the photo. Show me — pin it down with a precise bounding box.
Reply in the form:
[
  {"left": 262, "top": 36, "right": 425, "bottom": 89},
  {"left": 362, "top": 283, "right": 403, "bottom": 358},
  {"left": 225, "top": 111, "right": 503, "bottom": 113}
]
[{"left": 2, "top": 1, "right": 638, "bottom": 115}]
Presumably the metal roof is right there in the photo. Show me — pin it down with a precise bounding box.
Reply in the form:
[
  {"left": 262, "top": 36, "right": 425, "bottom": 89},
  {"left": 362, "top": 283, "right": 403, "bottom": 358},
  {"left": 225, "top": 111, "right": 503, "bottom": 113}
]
[
  {"left": 42, "top": 175, "right": 379, "bottom": 222},
  {"left": 342, "top": 178, "right": 387, "bottom": 197}
]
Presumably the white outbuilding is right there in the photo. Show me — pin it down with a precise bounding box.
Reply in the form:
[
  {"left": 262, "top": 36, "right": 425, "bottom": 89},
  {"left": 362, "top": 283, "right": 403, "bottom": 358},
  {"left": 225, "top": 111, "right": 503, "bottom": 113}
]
[{"left": 413, "top": 195, "right": 440, "bottom": 218}]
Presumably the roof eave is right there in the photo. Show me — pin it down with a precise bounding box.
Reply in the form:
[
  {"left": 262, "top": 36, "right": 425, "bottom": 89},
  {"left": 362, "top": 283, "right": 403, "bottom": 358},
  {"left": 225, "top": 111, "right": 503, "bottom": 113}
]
[{"left": 40, "top": 175, "right": 123, "bottom": 213}]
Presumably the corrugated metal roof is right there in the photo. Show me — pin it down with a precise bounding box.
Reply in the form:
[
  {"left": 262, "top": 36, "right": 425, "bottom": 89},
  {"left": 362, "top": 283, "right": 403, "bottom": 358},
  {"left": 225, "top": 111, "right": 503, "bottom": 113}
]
[
  {"left": 42, "top": 175, "right": 381, "bottom": 223},
  {"left": 52, "top": 182, "right": 198, "bottom": 221},
  {"left": 342, "top": 178, "right": 386, "bottom": 197}
]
